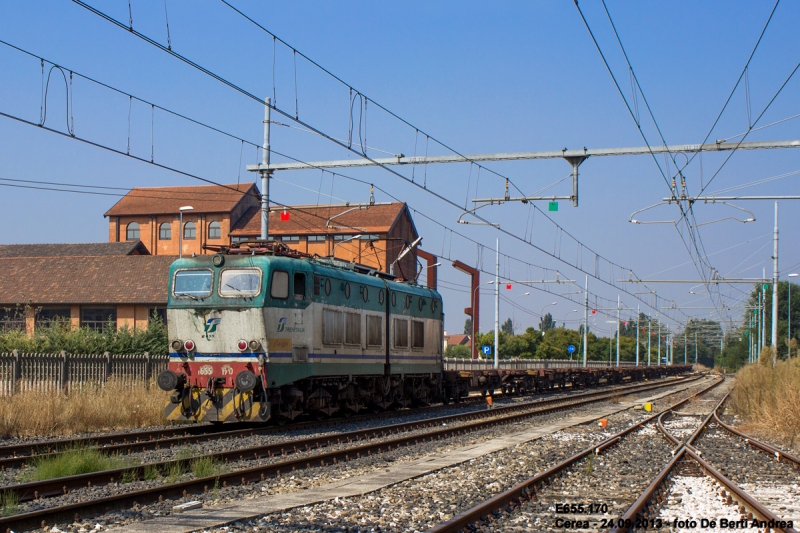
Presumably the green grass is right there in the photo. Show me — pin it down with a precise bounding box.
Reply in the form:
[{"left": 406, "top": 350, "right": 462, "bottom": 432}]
[
  {"left": 1, "top": 490, "right": 19, "bottom": 517},
  {"left": 143, "top": 464, "right": 160, "bottom": 481},
  {"left": 22, "top": 445, "right": 132, "bottom": 482},
  {"left": 120, "top": 469, "right": 139, "bottom": 484},
  {"left": 190, "top": 456, "right": 226, "bottom": 479},
  {"left": 166, "top": 461, "right": 185, "bottom": 483}
]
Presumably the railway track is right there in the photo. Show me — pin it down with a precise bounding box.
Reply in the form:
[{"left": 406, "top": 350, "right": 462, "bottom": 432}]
[
  {"left": 0, "top": 373, "right": 705, "bottom": 532},
  {"left": 422, "top": 376, "right": 730, "bottom": 533},
  {"left": 0, "top": 375, "right": 691, "bottom": 470}
]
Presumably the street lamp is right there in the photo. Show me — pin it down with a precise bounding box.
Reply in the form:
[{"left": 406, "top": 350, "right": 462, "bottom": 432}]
[
  {"left": 511, "top": 292, "right": 530, "bottom": 334},
  {"left": 789, "top": 273, "right": 798, "bottom": 358},
  {"left": 540, "top": 301, "right": 557, "bottom": 335},
  {"left": 472, "top": 281, "right": 494, "bottom": 359},
  {"left": 563, "top": 309, "right": 578, "bottom": 327},
  {"left": 332, "top": 234, "right": 363, "bottom": 259},
  {"left": 178, "top": 206, "right": 194, "bottom": 259}
]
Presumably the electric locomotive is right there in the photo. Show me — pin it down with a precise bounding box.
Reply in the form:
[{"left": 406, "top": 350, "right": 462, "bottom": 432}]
[{"left": 157, "top": 243, "right": 463, "bottom": 423}]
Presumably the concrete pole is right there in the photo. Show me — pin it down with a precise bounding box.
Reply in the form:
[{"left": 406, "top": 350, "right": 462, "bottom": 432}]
[
  {"left": 761, "top": 268, "right": 766, "bottom": 357},
  {"left": 684, "top": 332, "right": 687, "bottom": 364},
  {"left": 260, "top": 97, "right": 272, "bottom": 241},
  {"left": 494, "top": 238, "right": 499, "bottom": 369},
  {"left": 757, "top": 290, "right": 762, "bottom": 356},
  {"left": 635, "top": 304, "right": 640, "bottom": 366},
  {"left": 771, "top": 201, "right": 779, "bottom": 366},
  {"left": 616, "top": 295, "right": 620, "bottom": 367},
  {"left": 695, "top": 331, "right": 698, "bottom": 364},
  {"left": 658, "top": 321, "right": 661, "bottom": 365},
  {"left": 647, "top": 319, "right": 651, "bottom": 366},
  {"left": 583, "top": 275, "right": 588, "bottom": 368}
]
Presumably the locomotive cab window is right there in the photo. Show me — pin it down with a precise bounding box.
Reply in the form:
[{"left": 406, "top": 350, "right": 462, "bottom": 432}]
[
  {"left": 219, "top": 268, "right": 261, "bottom": 297},
  {"left": 411, "top": 320, "right": 425, "bottom": 349},
  {"left": 293, "top": 273, "right": 306, "bottom": 301},
  {"left": 270, "top": 270, "right": 289, "bottom": 299},
  {"left": 173, "top": 269, "right": 213, "bottom": 298}
]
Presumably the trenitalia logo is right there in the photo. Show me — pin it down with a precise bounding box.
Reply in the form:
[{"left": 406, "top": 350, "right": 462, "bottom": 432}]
[
  {"left": 204, "top": 317, "right": 221, "bottom": 339},
  {"left": 277, "top": 317, "right": 305, "bottom": 333}
]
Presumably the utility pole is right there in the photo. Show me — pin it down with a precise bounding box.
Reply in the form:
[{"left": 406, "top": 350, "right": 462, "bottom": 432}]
[
  {"left": 761, "top": 268, "right": 767, "bottom": 358},
  {"left": 757, "top": 291, "right": 762, "bottom": 357},
  {"left": 658, "top": 320, "right": 661, "bottom": 365},
  {"left": 684, "top": 332, "right": 687, "bottom": 365},
  {"left": 695, "top": 331, "right": 698, "bottom": 364},
  {"left": 494, "top": 239, "right": 499, "bottom": 370},
  {"left": 583, "top": 275, "right": 588, "bottom": 368},
  {"left": 647, "top": 319, "right": 651, "bottom": 366},
  {"left": 616, "top": 295, "right": 620, "bottom": 367},
  {"left": 771, "top": 202, "right": 779, "bottom": 366},
  {"left": 260, "top": 97, "right": 272, "bottom": 241},
  {"left": 636, "top": 304, "right": 640, "bottom": 366}
]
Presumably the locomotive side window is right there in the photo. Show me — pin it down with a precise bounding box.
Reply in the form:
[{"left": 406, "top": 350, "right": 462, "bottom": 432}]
[
  {"left": 270, "top": 270, "right": 289, "bottom": 299},
  {"left": 393, "top": 318, "right": 409, "bottom": 348},
  {"left": 293, "top": 273, "right": 306, "bottom": 301},
  {"left": 323, "top": 309, "right": 344, "bottom": 344},
  {"left": 344, "top": 312, "right": 361, "bottom": 345},
  {"left": 411, "top": 321, "right": 425, "bottom": 349},
  {"left": 367, "top": 315, "right": 383, "bottom": 346},
  {"left": 220, "top": 268, "right": 262, "bottom": 297},
  {"left": 173, "top": 269, "right": 213, "bottom": 298}
]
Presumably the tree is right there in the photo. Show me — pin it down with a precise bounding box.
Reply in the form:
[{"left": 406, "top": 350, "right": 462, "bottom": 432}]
[
  {"left": 539, "top": 313, "right": 555, "bottom": 332},
  {"left": 444, "top": 344, "right": 471, "bottom": 358},
  {"left": 463, "top": 318, "right": 472, "bottom": 335},
  {"left": 501, "top": 318, "right": 514, "bottom": 335}
]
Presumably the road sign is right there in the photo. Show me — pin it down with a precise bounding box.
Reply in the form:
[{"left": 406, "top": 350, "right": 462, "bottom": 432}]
[
  {"left": 548, "top": 201, "right": 558, "bottom": 212},
  {"left": 763, "top": 284, "right": 769, "bottom": 290},
  {"left": 482, "top": 345, "right": 492, "bottom": 355},
  {"left": 567, "top": 344, "right": 576, "bottom": 354}
]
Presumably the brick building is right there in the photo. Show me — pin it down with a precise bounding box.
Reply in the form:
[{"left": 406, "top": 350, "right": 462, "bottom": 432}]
[
  {"left": 106, "top": 183, "right": 420, "bottom": 278},
  {"left": 0, "top": 243, "right": 172, "bottom": 334}
]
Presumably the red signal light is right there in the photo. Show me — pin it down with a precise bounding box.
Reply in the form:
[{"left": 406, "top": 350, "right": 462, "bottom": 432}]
[
  {"left": 591, "top": 310, "right": 596, "bottom": 315},
  {"left": 280, "top": 210, "right": 290, "bottom": 221},
  {"left": 505, "top": 284, "right": 512, "bottom": 290}
]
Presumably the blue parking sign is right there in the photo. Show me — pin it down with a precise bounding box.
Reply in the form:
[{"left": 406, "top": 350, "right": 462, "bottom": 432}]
[
  {"left": 482, "top": 345, "right": 492, "bottom": 355},
  {"left": 567, "top": 344, "right": 576, "bottom": 354}
]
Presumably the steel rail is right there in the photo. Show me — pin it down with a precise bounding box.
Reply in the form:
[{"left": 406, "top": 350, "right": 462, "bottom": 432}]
[
  {"left": 424, "top": 376, "right": 724, "bottom": 533},
  {"left": 612, "top": 388, "right": 798, "bottom": 533},
  {"left": 2, "top": 376, "right": 701, "bottom": 504},
  {"left": 0, "top": 375, "right": 707, "bottom": 531},
  {"left": 712, "top": 411, "right": 800, "bottom": 468}
]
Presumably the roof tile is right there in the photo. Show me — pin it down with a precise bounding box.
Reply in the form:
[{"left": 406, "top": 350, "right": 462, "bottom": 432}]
[{"left": 104, "top": 183, "right": 257, "bottom": 217}]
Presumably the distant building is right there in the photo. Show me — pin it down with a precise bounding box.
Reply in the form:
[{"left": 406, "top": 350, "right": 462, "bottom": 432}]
[
  {"left": 105, "top": 183, "right": 420, "bottom": 278},
  {"left": 0, "top": 243, "right": 171, "bottom": 335},
  {"left": 444, "top": 333, "right": 471, "bottom": 352}
]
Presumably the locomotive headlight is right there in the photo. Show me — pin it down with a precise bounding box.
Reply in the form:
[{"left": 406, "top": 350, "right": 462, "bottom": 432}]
[
  {"left": 248, "top": 339, "right": 261, "bottom": 351},
  {"left": 237, "top": 340, "right": 248, "bottom": 351},
  {"left": 170, "top": 339, "right": 183, "bottom": 351},
  {"left": 183, "top": 339, "right": 195, "bottom": 351}
]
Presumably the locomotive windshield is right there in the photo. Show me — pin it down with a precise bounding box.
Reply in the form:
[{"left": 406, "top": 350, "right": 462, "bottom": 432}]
[
  {"left": 219, "top": 268, "right": 262, "bottom": 297},
  {"left": 173, "top": 269, "right": 213, "bottom": 298}
]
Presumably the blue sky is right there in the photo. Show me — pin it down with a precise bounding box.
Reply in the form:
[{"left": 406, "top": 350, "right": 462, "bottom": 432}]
[{"left": 1, "top": 1, "right": 798, "bottom": 336}]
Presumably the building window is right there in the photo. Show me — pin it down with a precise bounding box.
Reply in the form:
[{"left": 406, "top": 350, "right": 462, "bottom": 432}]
[
  {"left": 184, "top": 222, "right": 196, "bottom": 240},
  {"left": 126, "top": 222, "right": 140, "bottom": 241},
  {"left": 308, "top": 235, "right": 326, "bottom": 242},
  {"left": 333, "top": 234, "right": 356, "bottom": 241},
  {"left": 281, "top": 236, "right": 300, "bottom": 242},
  {"left": 208, "top": 221, "right": 221, "bottom": 239},
  {"left": 0, "top": 307, "right": 25, "bottom": 332},
  {"left": 36, "top": 308, "right": 71, "bottom": 328},
  {"left": 81, "top": 308, "right": 117, "bottom": 331},
  {"left": 159, "top": 223, "right": 171, "bottom": 240},
  {"left": 231, "top": 236, "right": 249, "bottom": 243},
  {"left": 359, "top": 234, "right": 380, "bottom": 240}
]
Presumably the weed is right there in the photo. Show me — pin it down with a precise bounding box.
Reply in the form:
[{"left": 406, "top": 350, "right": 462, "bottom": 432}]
[
  {"left": 143, "top": 464, "right": 160, "bottom": 481},
  {"left": 166, "top": 461, "right": 185, "bottom": 483},
  {"left": 585, "top": 453, "right": 594, "bottom": 477},
  {"left": 120, "top": 469, "right": 139, "bottom": 484},
  {"left": 175, "top": 447, "right": 198, "bottom": 460},
  {"left": 22, "top": 445, "right": 130, "bottom": 481},
  {"left": 190, "top": 456, "right": 225, "bottom": 479},
  {"left": 0, "top": 490, "right": 18, "bottom": 517}
]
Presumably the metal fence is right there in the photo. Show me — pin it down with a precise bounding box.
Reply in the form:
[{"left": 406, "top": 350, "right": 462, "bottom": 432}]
[
  {"left": 443, "top": 358, "right": 639, "bottom": 371},
  {"left": 0, "top": 351, "right": 169, "bottom": 395}
]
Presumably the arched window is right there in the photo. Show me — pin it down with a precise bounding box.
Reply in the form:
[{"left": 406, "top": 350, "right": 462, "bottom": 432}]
[
  {"left": 208, "top": 221, "right": 221, "bottom": 239},
  {"left": 126, "top": 222, "right": 140, "bottom": 241},
  {"left": 159, "top": 223, "right": 171, "bottom": 240},
  {"left": 184, "top": 222, "right": 196, "bottom": 240}
]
